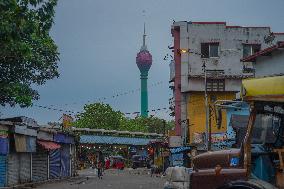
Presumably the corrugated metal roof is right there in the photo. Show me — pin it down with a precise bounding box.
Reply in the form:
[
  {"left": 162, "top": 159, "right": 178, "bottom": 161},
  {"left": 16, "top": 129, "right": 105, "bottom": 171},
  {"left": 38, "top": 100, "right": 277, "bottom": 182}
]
[
  {"left": 80, "top": 135, "right": 153, "bottom": 146},
  {"left": 37, "top": 140, "right": 61, "bottom": 150}
]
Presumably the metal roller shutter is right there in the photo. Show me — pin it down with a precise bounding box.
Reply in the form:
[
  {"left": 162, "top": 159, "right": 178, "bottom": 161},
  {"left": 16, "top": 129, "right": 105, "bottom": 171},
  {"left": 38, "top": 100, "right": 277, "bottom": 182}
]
[
  {"left": 49, "top": 149, "right": 61, "bottom": 179},
  {"left": 32, "top": 152, "right": 48, "bottom": 182},
  {"left": 0, "top": 155, "right": 7, "bottom": 187},
  {"left": 19, "top": 153, "right": 31, "bottom": 183},
  {"left": 60, "top": 145, "right": 70, "bottom": 177},
  {"left": 7, "top": 153, "right": 20, "bottom": 186}
]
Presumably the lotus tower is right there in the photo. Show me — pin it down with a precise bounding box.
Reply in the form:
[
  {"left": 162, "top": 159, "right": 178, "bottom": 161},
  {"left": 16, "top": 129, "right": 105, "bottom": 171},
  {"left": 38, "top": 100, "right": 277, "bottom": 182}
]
[{"left": 136, "top": 24, "right": 152, "bottom": 117}]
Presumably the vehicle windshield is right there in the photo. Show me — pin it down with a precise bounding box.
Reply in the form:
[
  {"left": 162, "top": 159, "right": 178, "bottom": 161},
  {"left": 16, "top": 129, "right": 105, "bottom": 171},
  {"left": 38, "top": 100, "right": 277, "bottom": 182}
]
[
  {"left": 252, "top": 114, "right": 282, "bottom": 144},
  {"left": 132, "top": 155, "right": 147, "bottom": 161}
]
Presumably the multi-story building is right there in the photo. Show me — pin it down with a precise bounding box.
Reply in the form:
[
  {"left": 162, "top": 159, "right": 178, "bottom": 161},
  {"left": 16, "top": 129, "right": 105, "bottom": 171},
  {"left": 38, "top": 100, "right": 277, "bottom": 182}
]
[{"left": 170, "top": 21, "right": 284, "bottom": 149}]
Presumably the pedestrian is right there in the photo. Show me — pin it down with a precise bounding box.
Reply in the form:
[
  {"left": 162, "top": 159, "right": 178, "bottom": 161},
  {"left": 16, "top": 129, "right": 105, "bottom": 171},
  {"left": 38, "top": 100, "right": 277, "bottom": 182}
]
[
  {"left": 97, "top": 160, "right": 103, "bottom": 179},
  {"left": 105, "top": 157, "right": 110, "bottom": 169}
]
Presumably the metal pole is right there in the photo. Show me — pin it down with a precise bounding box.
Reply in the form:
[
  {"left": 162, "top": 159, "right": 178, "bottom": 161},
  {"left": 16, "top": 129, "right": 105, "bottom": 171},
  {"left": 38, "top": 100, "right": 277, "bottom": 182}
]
[
  {"left": 208, "top": 105, "right": 212, "bottom": 151},
  {"left": 203, "top": 62, "right": 210, "bottom": 151},
  {"left": 163, "top": 120, "right": 166, "bottom": 136},
  {"left": 47, "top": 153, "right": 50, "bottom": 180}
]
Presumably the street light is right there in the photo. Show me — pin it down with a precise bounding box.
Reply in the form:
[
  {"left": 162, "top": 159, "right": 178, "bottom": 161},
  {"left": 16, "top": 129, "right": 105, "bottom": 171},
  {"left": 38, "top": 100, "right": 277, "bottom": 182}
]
[{"left": 180, "top": 49, "right": 188, "bottom": 53}]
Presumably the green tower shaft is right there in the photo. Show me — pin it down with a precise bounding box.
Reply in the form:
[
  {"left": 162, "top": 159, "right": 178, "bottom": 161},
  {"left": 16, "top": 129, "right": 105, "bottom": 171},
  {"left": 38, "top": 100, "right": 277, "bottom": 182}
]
[{"left": 140, "top": 71, "right": 149, "bottom": 117}]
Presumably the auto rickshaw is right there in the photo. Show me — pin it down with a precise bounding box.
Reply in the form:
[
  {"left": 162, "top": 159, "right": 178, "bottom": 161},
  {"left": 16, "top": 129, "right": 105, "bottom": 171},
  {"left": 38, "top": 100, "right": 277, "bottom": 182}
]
[{"left": 187, "top": 76, "right": 284, "bottom": 189}]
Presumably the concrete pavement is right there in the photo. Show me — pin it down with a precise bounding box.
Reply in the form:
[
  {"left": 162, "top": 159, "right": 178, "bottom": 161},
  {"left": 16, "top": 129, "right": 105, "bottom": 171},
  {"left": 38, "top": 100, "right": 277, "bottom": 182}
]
[{"left": 35, "top": 168, "right": 166, "bottom": 189}]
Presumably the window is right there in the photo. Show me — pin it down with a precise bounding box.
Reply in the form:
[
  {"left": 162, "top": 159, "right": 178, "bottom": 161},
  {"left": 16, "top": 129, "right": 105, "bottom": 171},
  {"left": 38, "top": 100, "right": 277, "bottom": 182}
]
[
  {"left": 251, "top": 114, "right": 278, "bottom": 144},
  {"left": 206, "top": 79, "right": 225, "bottom": 91},
  {"left": 201, "top": 43, "right": 219, "bottom": 58},
  {"left": 243, "top": 44, "right": 261, "bottom": 58}
]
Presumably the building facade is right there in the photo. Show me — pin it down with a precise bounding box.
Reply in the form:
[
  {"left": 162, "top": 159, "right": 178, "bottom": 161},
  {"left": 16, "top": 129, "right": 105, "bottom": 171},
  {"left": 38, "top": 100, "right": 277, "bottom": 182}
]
[
  {"left": 242, "top": 41, "right": 284, "bottom": 78},
  {"left": 170, "top": 21, "right": 284, "bottom": 149}
]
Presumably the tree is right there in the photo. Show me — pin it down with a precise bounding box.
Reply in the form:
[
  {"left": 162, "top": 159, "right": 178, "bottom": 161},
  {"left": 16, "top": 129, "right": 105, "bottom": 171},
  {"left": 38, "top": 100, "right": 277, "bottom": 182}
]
[
  {"left": 0, "top": 0, "right": 59, "bottom": 107},
  {"left": 74, "top": 103, "right": 124, "bottom": 130},
  {"left": 74, "top": 102, "right": 175, "bottom": 134},
  {"left": 141, "top": 116, "right": 174, "bottom": 134},
  {"left": 119, "top": 117, "right": 148, "bottom": 133}
]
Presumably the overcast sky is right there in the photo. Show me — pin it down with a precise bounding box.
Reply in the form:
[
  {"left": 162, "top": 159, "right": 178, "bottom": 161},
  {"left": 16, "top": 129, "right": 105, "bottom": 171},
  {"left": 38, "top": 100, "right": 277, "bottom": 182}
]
[{"left": 1, "top": 0, "right": 284, "bottom": 124}]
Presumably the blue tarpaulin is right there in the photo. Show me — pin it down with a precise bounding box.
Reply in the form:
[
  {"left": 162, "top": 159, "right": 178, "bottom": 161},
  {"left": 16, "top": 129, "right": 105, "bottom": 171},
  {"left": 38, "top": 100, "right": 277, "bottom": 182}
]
[
  {"left": 171, "top": 153, "right": 184, "bottom": 166},
  {"left": 49, "top": 149, "right": 61, "bottom": 179},
  {"left": 0, "top": 155, "right": 7, "bottom": 187},
  {"left": 170, "top": 146, "right": 191, "bottom": 154},
  {"left": 54, "top": 133, "right": 74, "bottom": 144},
  {"left": 0, "top": 138, "right": 9, "bottom": 155},
  {"left": 60, "top": 145, "right": 70, "bottom": 177},
  {"left": 80, "top": 135, "right": 153, "bottom": 146}
]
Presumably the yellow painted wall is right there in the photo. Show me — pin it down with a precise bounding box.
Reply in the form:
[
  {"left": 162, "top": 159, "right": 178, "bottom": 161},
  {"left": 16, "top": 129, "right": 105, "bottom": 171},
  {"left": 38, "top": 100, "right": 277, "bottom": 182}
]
[{"left": 187, "top": 92, "right": 236, "bottom": 143}]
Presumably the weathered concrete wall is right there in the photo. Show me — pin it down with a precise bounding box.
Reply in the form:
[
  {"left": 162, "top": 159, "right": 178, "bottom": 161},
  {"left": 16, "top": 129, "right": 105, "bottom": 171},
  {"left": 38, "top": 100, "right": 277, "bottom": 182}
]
[
  {"left": 187, "top": 78, "right": 241, "bottom": 92},
  {"left": 254, "top": 49, "right": 284, "bottom": 77},
  {"left": 172, "top": 21, "right": 284, "bottom": 92}
]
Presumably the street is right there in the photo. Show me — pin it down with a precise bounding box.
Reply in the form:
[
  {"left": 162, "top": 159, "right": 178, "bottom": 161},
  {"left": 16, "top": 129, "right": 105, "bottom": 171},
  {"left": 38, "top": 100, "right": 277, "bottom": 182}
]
[{"left": 36, "top": 169, "right": 166, "bottom": 189}]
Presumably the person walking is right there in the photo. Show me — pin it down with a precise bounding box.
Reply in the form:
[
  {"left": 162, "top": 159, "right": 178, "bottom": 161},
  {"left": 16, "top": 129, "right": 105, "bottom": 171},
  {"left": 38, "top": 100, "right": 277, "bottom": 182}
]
[{"left": 97, "top": 160, "right": 103, "bottom": 179}]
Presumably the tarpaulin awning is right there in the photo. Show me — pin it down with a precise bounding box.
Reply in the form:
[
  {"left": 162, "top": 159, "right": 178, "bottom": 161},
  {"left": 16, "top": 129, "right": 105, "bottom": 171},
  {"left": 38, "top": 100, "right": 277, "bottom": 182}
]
[
  {"left": 170, "top": 146, "right": 191, "bottom": 154},
  {"left": 80, "top": 135, "right": 154, "bottom": 146},
  {"left": 37, "top": 140, "right": 61, "bottom": 150}
]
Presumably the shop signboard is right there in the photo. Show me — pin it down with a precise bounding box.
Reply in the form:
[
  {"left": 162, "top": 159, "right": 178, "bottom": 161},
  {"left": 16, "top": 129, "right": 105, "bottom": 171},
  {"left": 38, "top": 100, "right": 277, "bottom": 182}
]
[
  {"left": 169, "top": 136, "right": 182, "bottom": 147},
  {"left": 211, "top": 133, "right": 228, "bottom": 143},
  {"left": 129, "top": 146, "right": 137, "bottom": 153},
  {"left": 63, "top": 114, "right": 73, "bottom": 129}
]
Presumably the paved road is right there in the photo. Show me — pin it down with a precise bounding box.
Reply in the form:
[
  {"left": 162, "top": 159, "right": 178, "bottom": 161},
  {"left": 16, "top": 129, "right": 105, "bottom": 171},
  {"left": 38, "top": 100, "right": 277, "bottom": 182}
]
[{"left": 36, "top": 168, "right": 166, "bottom": 189}]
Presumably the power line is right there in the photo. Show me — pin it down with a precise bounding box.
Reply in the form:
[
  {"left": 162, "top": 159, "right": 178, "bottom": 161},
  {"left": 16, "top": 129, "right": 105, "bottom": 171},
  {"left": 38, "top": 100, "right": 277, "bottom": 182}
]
[
  {"left": 34, "top": 80, "right": 165, "bottom": 111},
  {"left": 31, "top": 80, "right": 166, "bottom": 115}
]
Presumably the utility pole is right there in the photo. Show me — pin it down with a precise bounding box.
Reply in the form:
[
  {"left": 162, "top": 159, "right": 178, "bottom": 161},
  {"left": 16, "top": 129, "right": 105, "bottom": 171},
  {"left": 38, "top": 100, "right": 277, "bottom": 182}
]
[
  {"left": 202, "top": 61, "right": 210, "bottom": 151},
  {"left": 208, "top": 105, "right": 212, "bottom": 151}
]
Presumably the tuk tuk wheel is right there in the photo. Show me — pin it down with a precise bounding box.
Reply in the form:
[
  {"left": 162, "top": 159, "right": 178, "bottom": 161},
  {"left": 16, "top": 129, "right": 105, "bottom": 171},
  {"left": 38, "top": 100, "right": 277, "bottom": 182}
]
[{"left": 217, "top": 181, "right": 263, "bottom": 189}]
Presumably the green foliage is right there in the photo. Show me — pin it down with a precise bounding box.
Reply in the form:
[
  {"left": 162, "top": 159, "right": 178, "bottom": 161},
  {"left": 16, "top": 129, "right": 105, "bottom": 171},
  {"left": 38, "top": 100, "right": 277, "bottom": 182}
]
[
  {"left": 0, "top": 0, "right": 59, "bottom": 107},
  {"left": 74, "top": 103, "right": 175, "bottom": 134},
  {"left": 74, "top": 103, "right": 124, "bottom": 130},
  {"left": 119, "top": 117, "right": 149, "bottom": 133}
]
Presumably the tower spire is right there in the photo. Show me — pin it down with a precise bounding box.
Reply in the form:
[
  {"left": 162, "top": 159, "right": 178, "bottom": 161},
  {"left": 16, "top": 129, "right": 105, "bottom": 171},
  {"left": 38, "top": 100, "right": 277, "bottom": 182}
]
[
  {"left": 141, "top": 22, "right": 147, "bottom": 51},
  {"left": 143, "top": 22, "right": 146, "bottom": 46}
]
